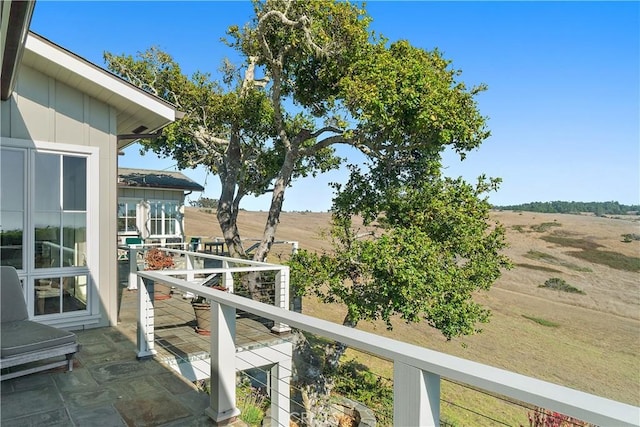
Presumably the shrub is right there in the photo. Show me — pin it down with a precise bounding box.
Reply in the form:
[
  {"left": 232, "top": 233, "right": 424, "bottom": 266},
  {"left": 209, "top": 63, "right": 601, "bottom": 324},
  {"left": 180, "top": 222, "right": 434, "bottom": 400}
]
[
  {"left": 516, "top": 263, "right": 562, "bottom": 273},
  {"left": 333, "top": 359, "right": 393, "bottom": 424},
  {"left": 237, "top": 381, "right": 268, "bottom": 426},
  {"left": 566, "top": 250, "right": 640, "bottom": 272},
  {"left": 530, "top": 222, "right": 562, "bottom": 232},
  {"left": 621, "top": 233, "right": 640, "bottom": 243},
  {"left": 524, "top": 251, "right": 592, "bottom": 272},
  {"left": 539, "top": 277, "right": 585, "bottom": 295},
  {"left": 522, "top": 315, "right": 559, "bottom": 328}
]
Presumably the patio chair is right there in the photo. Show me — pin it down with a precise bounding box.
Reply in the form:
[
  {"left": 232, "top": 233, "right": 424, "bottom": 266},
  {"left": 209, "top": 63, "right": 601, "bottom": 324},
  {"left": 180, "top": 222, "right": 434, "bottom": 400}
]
[{"left": 0, "top": 266, "right": 79, "bottom": 381}]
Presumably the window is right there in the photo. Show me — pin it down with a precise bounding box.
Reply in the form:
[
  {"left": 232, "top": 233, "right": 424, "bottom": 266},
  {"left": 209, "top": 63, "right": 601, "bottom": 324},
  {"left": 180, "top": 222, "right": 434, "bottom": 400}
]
[
  {"left": 0, "top": 149, "right": 26, "bottom": 269},
  {"left": 34, "top": 153, "right": 87, "bottom": 269},
  {"left": 1, "top": 145, "right": 92, "bottom": 318},
  {"left": 149, "top": 201, "right": 178, "bottom": 237},
  {"left": 118, "top": 200, "right": 138, "bottom": 233}
]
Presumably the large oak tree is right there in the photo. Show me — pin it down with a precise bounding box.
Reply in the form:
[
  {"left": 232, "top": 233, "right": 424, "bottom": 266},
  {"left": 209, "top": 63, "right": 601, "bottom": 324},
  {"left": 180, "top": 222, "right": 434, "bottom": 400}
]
[
  {"left": 106, "top": 2, "right": 511, "bottom": 421},
  {"left": 105, "top": 0, "right": 489, "bottom": 263}
]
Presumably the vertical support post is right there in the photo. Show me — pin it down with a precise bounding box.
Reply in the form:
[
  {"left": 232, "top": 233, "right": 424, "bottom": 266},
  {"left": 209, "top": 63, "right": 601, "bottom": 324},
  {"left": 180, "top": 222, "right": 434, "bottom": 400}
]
[
  {"left": 393, "top": 361, "right": 440, "bottom": 427},
  {"left": 185, "top": 253, "right": 195, "bottom": 282},
  {"left": 205, "top": 301, "right": 240, "bottom": 424},
  {"left": 128, "top": 247, "right": 138, "bottom": 290},
  {"left": 137, "top": 275, "right": 157, "bottom": 358},
  {"left": 271, "top": 267, "right": 291, "bottom": 333},
  {"left": 221, "top": 260, "right": 234, "bottom": 292},
  {"left": 270, "top": 343, "right": 292, "bottom": 426}
]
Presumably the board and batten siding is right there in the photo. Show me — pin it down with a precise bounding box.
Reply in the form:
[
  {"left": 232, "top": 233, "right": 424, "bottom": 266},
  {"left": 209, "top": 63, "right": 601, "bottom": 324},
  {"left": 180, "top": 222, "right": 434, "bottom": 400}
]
[{"left": 1, "top": 63, "right": 119, "bottom": 328}]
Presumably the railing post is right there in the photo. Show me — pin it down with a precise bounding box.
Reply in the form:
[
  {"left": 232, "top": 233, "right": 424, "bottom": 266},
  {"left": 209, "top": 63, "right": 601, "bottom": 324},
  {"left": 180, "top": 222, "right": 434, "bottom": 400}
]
[
  {"left": 394, "top": 361, "right": 440, "bottom": 426},
  {"left": 128, "top": 247, "right": 139, "bottom": 290},
  {"left": 183, "top": 252, "right": 196, "bottom": 298},
  {"left": 205, "top": 301, "right": 241, "bottom": 424},
  {"left": 185, "top": 252, "right": 195, "bottom": 282},
  {"left": 137, "top": 275, "right": 157, "bottom": 358},
  {"left": 271, "top": 267, "right": 291, "bottom": 334},
  {"left": 270, "top": 346, "right": 292, "bottom": 426},
  {"left": 221, "top": 260, "right": 234, "bottom": 292}
]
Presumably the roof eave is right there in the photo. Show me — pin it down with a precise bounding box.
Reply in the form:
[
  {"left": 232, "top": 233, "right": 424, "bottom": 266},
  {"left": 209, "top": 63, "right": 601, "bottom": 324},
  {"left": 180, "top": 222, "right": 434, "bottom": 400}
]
[
  {"left": 21, "top": 32, "right": 177, "bottom": 142},
  {"left": 0, "top": 0, "right": 35, "bottom": 100}
]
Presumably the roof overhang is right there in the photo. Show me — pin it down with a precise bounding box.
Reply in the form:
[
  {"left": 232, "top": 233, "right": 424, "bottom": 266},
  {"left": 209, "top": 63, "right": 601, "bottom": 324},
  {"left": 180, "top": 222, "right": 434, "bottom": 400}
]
[
  {"left": 20, "top": 32, "right": 177, "bottom": 149},
  {"left": 1, "top": 0, "right": 35, "bottom": 100}
]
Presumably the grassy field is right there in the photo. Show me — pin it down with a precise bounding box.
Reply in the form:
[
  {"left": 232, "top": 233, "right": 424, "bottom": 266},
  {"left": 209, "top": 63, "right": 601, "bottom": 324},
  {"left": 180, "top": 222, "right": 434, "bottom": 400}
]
[{"left": 185, "top": 208, "right": 640, "bottom": 422}]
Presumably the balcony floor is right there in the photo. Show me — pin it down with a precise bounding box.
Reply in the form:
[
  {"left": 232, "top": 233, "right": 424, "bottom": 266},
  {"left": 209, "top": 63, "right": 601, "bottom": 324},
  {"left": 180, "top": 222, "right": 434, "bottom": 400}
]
[{"left": 0, "top": 283, "right": 282, "bottom": 426}]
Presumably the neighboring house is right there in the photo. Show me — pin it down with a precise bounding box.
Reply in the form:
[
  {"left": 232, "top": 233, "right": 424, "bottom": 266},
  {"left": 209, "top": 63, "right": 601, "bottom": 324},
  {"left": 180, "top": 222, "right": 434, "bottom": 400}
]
[
  {"left": 117, "top": 168, "right": 204, "bottom": 245},
  {"left": 0, "top": 1, "right": 177, "bottom": 329}
]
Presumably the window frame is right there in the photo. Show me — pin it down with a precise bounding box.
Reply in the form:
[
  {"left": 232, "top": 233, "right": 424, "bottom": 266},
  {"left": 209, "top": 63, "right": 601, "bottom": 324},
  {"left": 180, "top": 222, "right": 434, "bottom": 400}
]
[{"left": 1, "top": 138, "right": 99, "bottom": 320}]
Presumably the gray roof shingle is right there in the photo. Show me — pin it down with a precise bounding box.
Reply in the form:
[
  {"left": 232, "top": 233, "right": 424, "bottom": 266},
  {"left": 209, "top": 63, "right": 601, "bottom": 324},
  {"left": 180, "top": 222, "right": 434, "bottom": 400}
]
[{"left": 118, "top": 168, "right": 205, "bottom": 192}]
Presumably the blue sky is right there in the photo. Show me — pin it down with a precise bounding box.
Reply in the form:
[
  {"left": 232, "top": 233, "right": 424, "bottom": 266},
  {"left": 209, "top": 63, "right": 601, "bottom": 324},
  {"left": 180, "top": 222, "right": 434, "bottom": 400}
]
[{"left": 30, "top": 1, "right": 639, "bottom": 212}]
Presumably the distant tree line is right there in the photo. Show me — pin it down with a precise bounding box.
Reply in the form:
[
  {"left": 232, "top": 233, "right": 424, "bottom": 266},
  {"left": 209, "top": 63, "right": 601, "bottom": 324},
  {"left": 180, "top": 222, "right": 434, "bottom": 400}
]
[
  {"left": 189, "top": 197, "right": 218, "bottom": 209},
  {"left": 495, "top": 201, "right": 640, "bottom": 215}
]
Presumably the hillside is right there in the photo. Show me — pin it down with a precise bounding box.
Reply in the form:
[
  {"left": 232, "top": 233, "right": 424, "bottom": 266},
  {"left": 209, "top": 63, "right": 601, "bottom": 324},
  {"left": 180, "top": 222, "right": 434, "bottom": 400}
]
[{"left": 185, "top": 208, "right": 640, "bottom": 407}]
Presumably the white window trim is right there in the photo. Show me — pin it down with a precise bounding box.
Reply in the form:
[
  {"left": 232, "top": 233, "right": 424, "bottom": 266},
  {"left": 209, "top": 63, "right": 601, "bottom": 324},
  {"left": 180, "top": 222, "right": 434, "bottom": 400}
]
[
  {"left": 1, "top": 137, "right": 99, "bottom": 320},
  {"left": 117, "top": 197, "right": 140, "bottom": 236},
  {"left": 147, "top": 199, "right": 180, "bottom": 238}
]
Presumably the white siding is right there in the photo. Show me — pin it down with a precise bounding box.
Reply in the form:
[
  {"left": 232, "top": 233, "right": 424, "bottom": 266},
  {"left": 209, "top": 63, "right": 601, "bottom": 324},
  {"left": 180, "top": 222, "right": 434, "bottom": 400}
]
[{"left": 1, "top": 64, "right": 119, "bottom": 328}]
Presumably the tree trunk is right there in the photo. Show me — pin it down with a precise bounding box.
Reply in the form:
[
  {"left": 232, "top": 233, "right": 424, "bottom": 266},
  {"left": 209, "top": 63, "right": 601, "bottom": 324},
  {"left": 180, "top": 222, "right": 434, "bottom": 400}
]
[
  {"left": 217, "top": 132, "right": 246, "bottom": 259},
  {"left": 325, "top": 315, "right": 357, "bottom": 372},
  {"left": 253, "top": 150, "right": 296, "bottom": 262}
]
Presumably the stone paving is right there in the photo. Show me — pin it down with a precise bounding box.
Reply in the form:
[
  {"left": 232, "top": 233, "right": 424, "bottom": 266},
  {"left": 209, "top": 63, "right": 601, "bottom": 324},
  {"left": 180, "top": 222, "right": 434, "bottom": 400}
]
[{"left": 0, "top": 281, "right": 253, "bottom": 426}]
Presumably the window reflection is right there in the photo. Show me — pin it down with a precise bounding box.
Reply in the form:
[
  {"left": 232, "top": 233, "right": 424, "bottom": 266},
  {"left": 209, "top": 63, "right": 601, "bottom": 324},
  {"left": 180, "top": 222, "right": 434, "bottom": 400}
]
[
  {"left": 34, "top": 213, "right": 61, "bottom": 268},
  {"left": 34, "top": 275, "right": 87, "bottom": 315},
  {"left": 1, "top": 149, "right": 25, "bottom": 269},
  {"left": 35, "top": 153, "right": 61, "bottom": 211},
  {"left": 63, "top": 213, "right": 87, "bottom": 267}
]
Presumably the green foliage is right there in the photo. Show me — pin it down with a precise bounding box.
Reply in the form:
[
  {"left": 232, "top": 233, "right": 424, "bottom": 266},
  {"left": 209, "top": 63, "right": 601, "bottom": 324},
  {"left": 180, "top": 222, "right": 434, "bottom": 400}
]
[
  {"left": 540, "top": 235, "right": 602, "bottom": 250},
  {"left": 105, "top": 0, "right": 492, "bottom": 261},
  {"left": 190, "top": 197, "right": 218, "bottom": 209},
  {"left": 621, "top": 233, "right": 640, "bottom": 243},
  {"left": 0, "top": 229, "right": 22, "bottom": 245},
  {"left": 290, "top": 160, "right": 511, "bottom": 340},
  {"left": 539, "top": 277, "right": 585, "bottom": 295},
  {"left": 496, "top": 201, "right": 640, "bottom": 215},
  {"left": 539, "top": 234, "right": 640, "bottom": 272},
  {"left": 236, "top": 380, "right": 268, "bottom": 426},
  {"left": 521, "top": 315, "right": 559, "bottom": 328},
  {"left": 516, "top": 263, "right": 562, "bottom": 273},
  {"left": 523, "top": 250, "right": 592, "bottom": 272},
  {"left": 333, "top": 359, "right": 393, "bottom": 424},
  {"left": 530, "top": 222, "right": 562, "bottom": 233},
  {"left": 566, "top": 250, "right": 640, "bottom": 272}
]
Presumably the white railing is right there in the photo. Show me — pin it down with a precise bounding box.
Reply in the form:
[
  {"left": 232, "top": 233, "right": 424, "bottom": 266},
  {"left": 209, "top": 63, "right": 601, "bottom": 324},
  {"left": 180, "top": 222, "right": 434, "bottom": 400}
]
[{"left": 136, "top": 264, "right": 639, "bottom": 427}]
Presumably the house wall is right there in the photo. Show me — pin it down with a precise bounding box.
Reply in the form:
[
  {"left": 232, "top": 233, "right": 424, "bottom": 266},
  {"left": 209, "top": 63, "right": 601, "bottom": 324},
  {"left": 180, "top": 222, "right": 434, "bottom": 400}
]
[
  {"left": 118, "top": 187, "right": 186, "bottom": 243},
  {"left": 1, "top": 64, "right": 118, "bottom": 328}
]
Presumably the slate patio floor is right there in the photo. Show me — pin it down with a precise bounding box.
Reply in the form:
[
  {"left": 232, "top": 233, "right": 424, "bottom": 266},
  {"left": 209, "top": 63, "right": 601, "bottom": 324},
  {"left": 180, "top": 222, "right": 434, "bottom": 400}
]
[{"left": 0, "top": 282, "right": 253, "bottom": 426}]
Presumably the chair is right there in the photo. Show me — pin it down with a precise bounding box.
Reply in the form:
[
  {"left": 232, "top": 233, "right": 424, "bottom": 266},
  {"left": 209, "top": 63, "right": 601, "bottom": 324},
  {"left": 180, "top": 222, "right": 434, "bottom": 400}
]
[{"left": 0, "top": 266, "right": 79, "bottom": 381}]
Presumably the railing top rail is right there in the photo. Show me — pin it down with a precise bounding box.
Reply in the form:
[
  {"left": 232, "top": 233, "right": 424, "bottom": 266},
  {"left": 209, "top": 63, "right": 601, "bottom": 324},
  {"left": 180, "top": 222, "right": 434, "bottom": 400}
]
[
  {"left": 119, "top": 245, "right": 277, "bottom": 267},
  {"left": 153, "top": 266, "right": 287, "bottom": 276},
  {"left": 139, "top": 270, "right": 639, "bottom": 427}
]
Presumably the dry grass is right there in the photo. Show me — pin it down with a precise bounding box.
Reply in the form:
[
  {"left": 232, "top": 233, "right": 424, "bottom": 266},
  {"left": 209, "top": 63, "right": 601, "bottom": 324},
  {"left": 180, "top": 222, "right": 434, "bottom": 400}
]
[{"left": 185, "top": 208, "right": 640, "bottom": 414}]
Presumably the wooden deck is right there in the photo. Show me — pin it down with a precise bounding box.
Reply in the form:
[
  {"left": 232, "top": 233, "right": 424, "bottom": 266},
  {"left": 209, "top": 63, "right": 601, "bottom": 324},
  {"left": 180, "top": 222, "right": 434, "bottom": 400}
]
[{"left": 116, "top": 281, "right": 292, "bottom": 380}]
